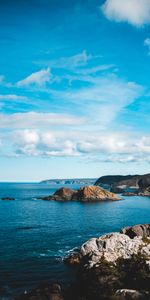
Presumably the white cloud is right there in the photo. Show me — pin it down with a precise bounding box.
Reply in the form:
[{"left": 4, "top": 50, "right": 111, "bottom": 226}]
[
  {"left": 17, "top": 68, "right": 51, "bottom": 87},
  {"left": 13, "top": 130, "right": 80, "bottom": 157},
  {"left": 0, "top": 94, "right": 27, "bottom": 101},
  {"left": 144, "top": 38, "right": 150, "bottom": 55},
  {"left": 3, "top": 129, "right": 150, "bottom": 162},
  {"left": 0, "top": 112, "right": 86, "bottom": 129},
  {"left": 101, "top": 0, "right": 150, "bottom": 27}
]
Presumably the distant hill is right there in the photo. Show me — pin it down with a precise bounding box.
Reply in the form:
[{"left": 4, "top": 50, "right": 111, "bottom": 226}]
[
  {"left": 40, "top": 178, "right": 97, "bottom": 185},
  {"left": 95, "top": 173, "right": 150, "bottom": 189}
]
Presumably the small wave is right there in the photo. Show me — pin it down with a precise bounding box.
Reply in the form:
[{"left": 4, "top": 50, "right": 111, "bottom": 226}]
[{"left": 33, "top": 248, "right": 66, "bottom": 259}]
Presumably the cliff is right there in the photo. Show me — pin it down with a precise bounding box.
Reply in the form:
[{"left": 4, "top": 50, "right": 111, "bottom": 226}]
[{"left": 95, "top": 173, "right": 150, "bottom": 196}]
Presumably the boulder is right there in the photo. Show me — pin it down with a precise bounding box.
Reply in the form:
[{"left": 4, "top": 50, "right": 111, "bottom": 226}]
[
  {"left": 54, "top": 187, "right": 75, "bottom": 201},
  {"left": 41, "top": 188, "right": 75, "bottom": 201},
  {"left": 65, "top": 224, "right": 150, "bottom": 268},
  {"left": 64, "top": 224, "right": 150, "bottom": 299},
  {"left": 79, "top": 233, "right": 146, "bottom": 268},
  {"left": 64, "top": 251, "right": 82, "bottom": 265},
  {"left": 115, "top": 289, "right": 147, "bottom": 299},
  {"left": 120, "top": 224, "right": 150, "bottom": 239}
]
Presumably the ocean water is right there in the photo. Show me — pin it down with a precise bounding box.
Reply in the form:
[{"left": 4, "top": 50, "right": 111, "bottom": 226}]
[{"left": 0, "top": 182, "right": 150, "bottom": 299}]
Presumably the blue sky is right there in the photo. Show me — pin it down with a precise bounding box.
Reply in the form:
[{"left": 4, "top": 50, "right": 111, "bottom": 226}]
[{"left": 0, "top": 0, "right": 150, "bottom": 181}]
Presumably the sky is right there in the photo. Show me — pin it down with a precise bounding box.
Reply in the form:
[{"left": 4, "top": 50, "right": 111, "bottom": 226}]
[{"left": 0, "top": 0, "right": 150, "bottom": 181}]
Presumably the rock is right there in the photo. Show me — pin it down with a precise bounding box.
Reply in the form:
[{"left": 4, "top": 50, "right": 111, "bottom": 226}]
[
  {"left": 16, "top": 283, "right": 64, "bottom": 300},
  {"left": 16, "top": 224, "right": 150, "bottom": 300},
  {"left": 73, "top": 186, "right": 120, "bottom": 202},
  {"left": 120, "top": 224, "right": 150, "bottom": 239},
  {"left": 79, "top": 233, "right": 146, "bottom": 268},
  {"left": 67, "top": 254, "right": 150, "bottom": 300},
  {"left": 64, "top": 224, "right": 150, "bottom": 299},
  {"left": 41, "top": 185, "right": 120, "bottom": 202},
  {"left": 115, "top": 289, "right": 147, "bottom": 299},
  {"left": 138, "top": 186, "right": 150, "bottom": 197},
  {"left": 1, "top": 197, "right": 15, "bottom": 201},
  {"left": 95, "top": 174, "right": 150, "bottom": 197},
  {"left": 64, "top": 251, "right": 82, "bottom": 265},
  {"left": 66, "top": 224, "right": 150, "bottom": 268},
  {"left": 138, "top": 175, "right": 150, "bottom": 189},
  {"left": 53, "top": 187, "right": 75, "bottom": 201},
  {"left": 41, "top": 187, "right": 75, "bottom": 201},
  {"left": 95, "top": 174, "right": 141, "bottom": 187}
]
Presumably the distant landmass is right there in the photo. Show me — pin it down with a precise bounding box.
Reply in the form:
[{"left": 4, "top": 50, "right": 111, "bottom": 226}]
[
  {"left": 40, "top": 178, "right": 97, "bottom": 185},
  {"left": 40, "top": 174, "right": 150, "bottom": 196},
  {"left": 95, "top": 173, "right": 150, "bottom": 196}
]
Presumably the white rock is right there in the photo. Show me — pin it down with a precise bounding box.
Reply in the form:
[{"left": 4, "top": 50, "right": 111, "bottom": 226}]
[
  {"left": 79, "top": 232, "right": 147, "bottom": 268},
  {"left": 115, "top": 289, "right": 144, "bottom": 299}
]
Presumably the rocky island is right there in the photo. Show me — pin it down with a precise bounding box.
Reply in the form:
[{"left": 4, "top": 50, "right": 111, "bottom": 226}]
[
  {"left": 40, "top": 185, "right": 120, "bottom": 202},
  {"left": 17, "top": 224, "right": 150, "bottom": 300}
]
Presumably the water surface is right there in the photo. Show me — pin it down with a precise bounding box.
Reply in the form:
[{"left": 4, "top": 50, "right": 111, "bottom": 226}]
[{"left": 0, "top": 182, "right": 150, "bottom": 298}]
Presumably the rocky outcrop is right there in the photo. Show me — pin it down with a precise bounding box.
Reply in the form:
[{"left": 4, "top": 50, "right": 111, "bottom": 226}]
[
  {"left": 138, "top": 186, "right": 150, "bottom": 197},
  {"left": 95, "top": 173, "right": 150, "bottom": 197},
  {"left": 73, "top": 186, "right": 120, "bottom": 202},
  {"left": 115, "top": 289, "right": 148, "bottom": 299},
  {"left": 120, "top": 224, "right": 150, "bottom": 239},
  {"left": 63, "top": 224, "right": 150, "bottom": 299},
  {"left": 41, "top": 186, "right": 120, "bottom": 202},
  {"left": 65, "top": 233, "right": 150, "bottom": 268},
  {"left": 16, "top": 224, "right": 150, "bottom": 300},
  {"left": 65, "top": 224, "right": 150, "bottom": 268},
  {"left": 138, "top": 175, "right": 150, "bottom": 189}
]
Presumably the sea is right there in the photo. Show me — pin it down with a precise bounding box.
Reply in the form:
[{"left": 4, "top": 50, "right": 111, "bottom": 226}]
[{"left": 0, "top": 182, "right": 150, "bottom": 299}]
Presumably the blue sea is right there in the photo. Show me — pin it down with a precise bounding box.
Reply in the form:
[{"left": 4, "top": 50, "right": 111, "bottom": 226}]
[{"left": 0, "top": 182, "right": 150, "bottom": 299}]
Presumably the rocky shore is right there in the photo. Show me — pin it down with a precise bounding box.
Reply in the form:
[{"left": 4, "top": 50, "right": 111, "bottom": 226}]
[
  {"left": 40, "top": 185, "right": 120, "bottom": 202},
  {"left": 16, "top": 224, "right": 150, "bottom": 300},
  {"left": 95, "top": 173, "right": 150, "bottom": 197}
]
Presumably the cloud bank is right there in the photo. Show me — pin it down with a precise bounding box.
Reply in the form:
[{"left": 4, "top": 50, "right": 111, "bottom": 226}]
[{"left": 2, "top": 129, "right": 150, "bottom": 163}]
